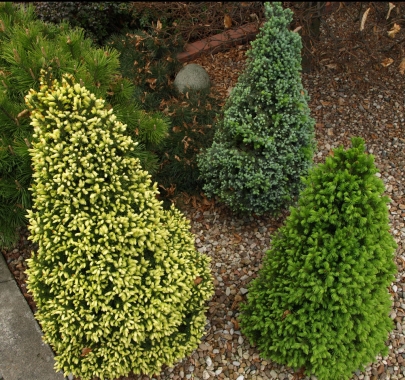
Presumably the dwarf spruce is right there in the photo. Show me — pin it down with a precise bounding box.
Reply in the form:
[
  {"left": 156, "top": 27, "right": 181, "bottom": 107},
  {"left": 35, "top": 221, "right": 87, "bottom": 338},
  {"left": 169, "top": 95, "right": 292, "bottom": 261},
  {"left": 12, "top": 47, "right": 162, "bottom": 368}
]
[
  {"left": 25, "top": 72, "right": 213, "bottom": 380},
  {"left": 197, "top": 2, "right": 315, "bottom": 215},
  {"left": 239, "top": 138, "right": 397, "bottom": 379},
  {"left": 0, "top": 2, "right": 169, "bottom": 248}
]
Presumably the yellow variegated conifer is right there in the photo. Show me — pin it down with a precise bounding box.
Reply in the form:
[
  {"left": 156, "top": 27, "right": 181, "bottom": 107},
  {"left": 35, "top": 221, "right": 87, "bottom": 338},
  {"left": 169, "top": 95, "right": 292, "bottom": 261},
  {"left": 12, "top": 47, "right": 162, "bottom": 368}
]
[{"left": 25, "top": 71, "right": 213, "bottom": 380}]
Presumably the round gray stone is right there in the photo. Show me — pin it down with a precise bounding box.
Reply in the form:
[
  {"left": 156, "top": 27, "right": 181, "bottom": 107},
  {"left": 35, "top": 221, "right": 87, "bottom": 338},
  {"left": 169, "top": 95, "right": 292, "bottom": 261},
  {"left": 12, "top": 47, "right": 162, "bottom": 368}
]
[{"left": 174, "top": 63, "right": 211, "bottom": 93}]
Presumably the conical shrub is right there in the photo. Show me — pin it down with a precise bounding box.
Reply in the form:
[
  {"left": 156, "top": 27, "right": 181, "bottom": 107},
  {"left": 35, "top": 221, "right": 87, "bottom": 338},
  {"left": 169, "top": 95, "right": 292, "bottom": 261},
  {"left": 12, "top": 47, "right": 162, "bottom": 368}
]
[
  {"left": 239, "top": 137, "right": 397, "bottom": 379},
  {"left": 0, "top": 2, "right": 168, "bottom": 248},
  {"left": 197, "top": 2, "right": 315, "bottom": 215},
  {"left": 25, "top": 71, "right": 213, "bottom": 380}
]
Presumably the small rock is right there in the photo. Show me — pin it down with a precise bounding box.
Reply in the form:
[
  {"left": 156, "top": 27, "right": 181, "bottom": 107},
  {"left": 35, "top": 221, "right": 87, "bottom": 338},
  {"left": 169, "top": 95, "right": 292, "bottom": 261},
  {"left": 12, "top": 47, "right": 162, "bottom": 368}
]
[
  {"left": 240, "top": 288, "right": 249, "bottom": 295},
  {"left": 174, "top": 63, "right": 211, "bottom": 93},
  {"left": 199, "top": 343, "right": 211, "bottom": 351},
  {"left": 270, "top": 370, "right": 278, "bottom": 379},
  {"left": 206, "top": 356, "right": 213, "bottom": 367},
  {"left": 215, "top": 367, "right": 223, "bottom": 376},
  {"left": 236, "top": 376, "right": 244, "bottom": 380},
  {"left": 202, "top": 370, "right": 210, "bottom": 380}
]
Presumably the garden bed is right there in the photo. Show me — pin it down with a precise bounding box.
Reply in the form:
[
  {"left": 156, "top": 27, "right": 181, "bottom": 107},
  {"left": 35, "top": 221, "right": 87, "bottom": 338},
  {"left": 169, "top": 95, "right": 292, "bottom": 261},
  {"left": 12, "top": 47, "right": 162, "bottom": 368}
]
[{"left": 2, "top": 2, "right": 405, "bottom": 379}]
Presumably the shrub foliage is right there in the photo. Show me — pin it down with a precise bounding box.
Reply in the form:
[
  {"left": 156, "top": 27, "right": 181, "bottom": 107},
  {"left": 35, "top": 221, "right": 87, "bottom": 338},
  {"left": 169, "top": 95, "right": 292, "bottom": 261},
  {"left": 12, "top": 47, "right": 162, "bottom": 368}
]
[
  {"left": 25, "top": 72, "right": 213, "bottom": 379},
  {"left": 108, "top": 29, "right": 219, "bottom": 197},
  {"left": 239, "top": 138, "right": 397, "bottom": 379},
  {"left": 197, "top": 2, "right": 315, "bottom": 215},
  {"left": 33, "top": 2, "right": 134, "bottom": 45},
  {"left": 0, "top": 2, "right": 167, "bottom": 247}
]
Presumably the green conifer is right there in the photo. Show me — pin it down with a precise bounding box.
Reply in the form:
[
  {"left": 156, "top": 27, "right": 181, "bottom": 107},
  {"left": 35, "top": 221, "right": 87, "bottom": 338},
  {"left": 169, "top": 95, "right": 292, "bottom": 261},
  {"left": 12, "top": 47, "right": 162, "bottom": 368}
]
[
  {"left": 239, "top": 138, "right": 397, "bottom": 379},
  {"left": 197, "top": 2, "right": 315, "bottom": 215},
  {"left": 25, "top": 72, "right": 213, "bottom": 380}
]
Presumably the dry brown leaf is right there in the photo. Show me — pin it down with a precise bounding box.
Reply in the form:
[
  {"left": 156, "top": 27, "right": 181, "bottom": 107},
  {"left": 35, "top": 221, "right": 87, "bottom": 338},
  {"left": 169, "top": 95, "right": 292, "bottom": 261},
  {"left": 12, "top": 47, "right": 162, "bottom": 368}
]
[
  {"left": 17, "top": 109, "right": 30, "bottom": 119},
  {"left": 360, "top": 8, "right": 370, "bottom": 31},
  {"left": 156, "top": 19, "right": 162, "bottom": 30},
  {"left": 172, "top": 126, "right": 181, "bottom": 132},
  {"left": 233, "top": 233, "right": 242, "bottom": 243},
  {"left": 201, "top": 195, "right": 212, "bottom": 206},
  {"left": 181, "top": 192, "right": 191, "bottom": 205},
  {"left": 231, "top": 317, "right": 240, "bottom": 330},
  {"left": 81, "top": 347, "right": 92, "bottom": 357},
  {"left": 325, "top": 63, "right": 337, "bottom": 69},
  {"left": 174, "top": 155, "right": 181, "bottom": 161},
  {"left": 388, "top": 23, "right": 401, "bottom": 38},
  {"left": 387, "top": 2, "right": 395, "bottom": 20},
  {"left": 224, "top": 14, "right": 232, "bottom": 29},
  {"left": 146, "top": 78, "right": 157, "bottom": 90},
  {"left": 282, "top": 310, "right": 291, "bottom": 320},
  {"left": 194, "top": 277, "right": 203, "bottom": 285},
  {"left": 293, "top": 26, "right": 302, "bottom": 33},
  {"left": 134, "top": 35, "right": 144, "bottom": 47},
  {"left": 381, "top": 57, "right": 394, "bottom": 67},
  {"left": 182, "top": 136, "right": 191, "bottom": 152},
  {"left": 191, "top": 196, "right": 198, "bottom": 209},
  {"left": 399, "top": 58, "right": 405, "bottom": 74},
  {"left": 146, "top": 78, "right": 157, "bottom": 85}
]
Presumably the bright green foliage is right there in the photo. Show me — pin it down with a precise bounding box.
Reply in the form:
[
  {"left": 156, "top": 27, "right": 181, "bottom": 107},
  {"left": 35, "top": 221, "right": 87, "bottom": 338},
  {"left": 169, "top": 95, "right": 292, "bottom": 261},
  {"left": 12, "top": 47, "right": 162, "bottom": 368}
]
[
  {"left": 25, "top": 73, "right": 213, "bottom": 380},
  {"left": 0, "top": 2, "right": 168, "bottom": 247},
  {"left": 197, "top": 2, "right": 315, "bottom": 215},
  {"left": 239, "top": 137, "right": 397, "bottom": 379}
]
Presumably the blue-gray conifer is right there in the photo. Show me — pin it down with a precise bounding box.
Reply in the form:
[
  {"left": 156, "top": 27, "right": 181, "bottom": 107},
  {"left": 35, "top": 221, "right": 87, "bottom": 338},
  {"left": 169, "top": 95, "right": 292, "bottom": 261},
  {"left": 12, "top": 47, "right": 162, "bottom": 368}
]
[{"left": 197, "top": 2, "right": 315, "bottom": 215}]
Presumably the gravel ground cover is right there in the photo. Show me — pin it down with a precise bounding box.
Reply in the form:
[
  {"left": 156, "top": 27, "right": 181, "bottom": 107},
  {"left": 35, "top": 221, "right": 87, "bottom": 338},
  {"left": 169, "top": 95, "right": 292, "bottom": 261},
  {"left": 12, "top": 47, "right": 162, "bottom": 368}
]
[{"left": 2, "top": 4, "right": 405, "bottom": 380}]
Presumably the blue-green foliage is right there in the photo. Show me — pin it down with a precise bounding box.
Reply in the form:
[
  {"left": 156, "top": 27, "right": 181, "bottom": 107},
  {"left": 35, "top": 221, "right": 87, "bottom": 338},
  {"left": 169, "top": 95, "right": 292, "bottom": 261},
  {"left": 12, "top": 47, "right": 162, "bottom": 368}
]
[
  {"left": 239, "top": 137, "right": 397, "bottom": 379},
  {"left": 197, "top": 2, "right": 315, "bottom": 215}
]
